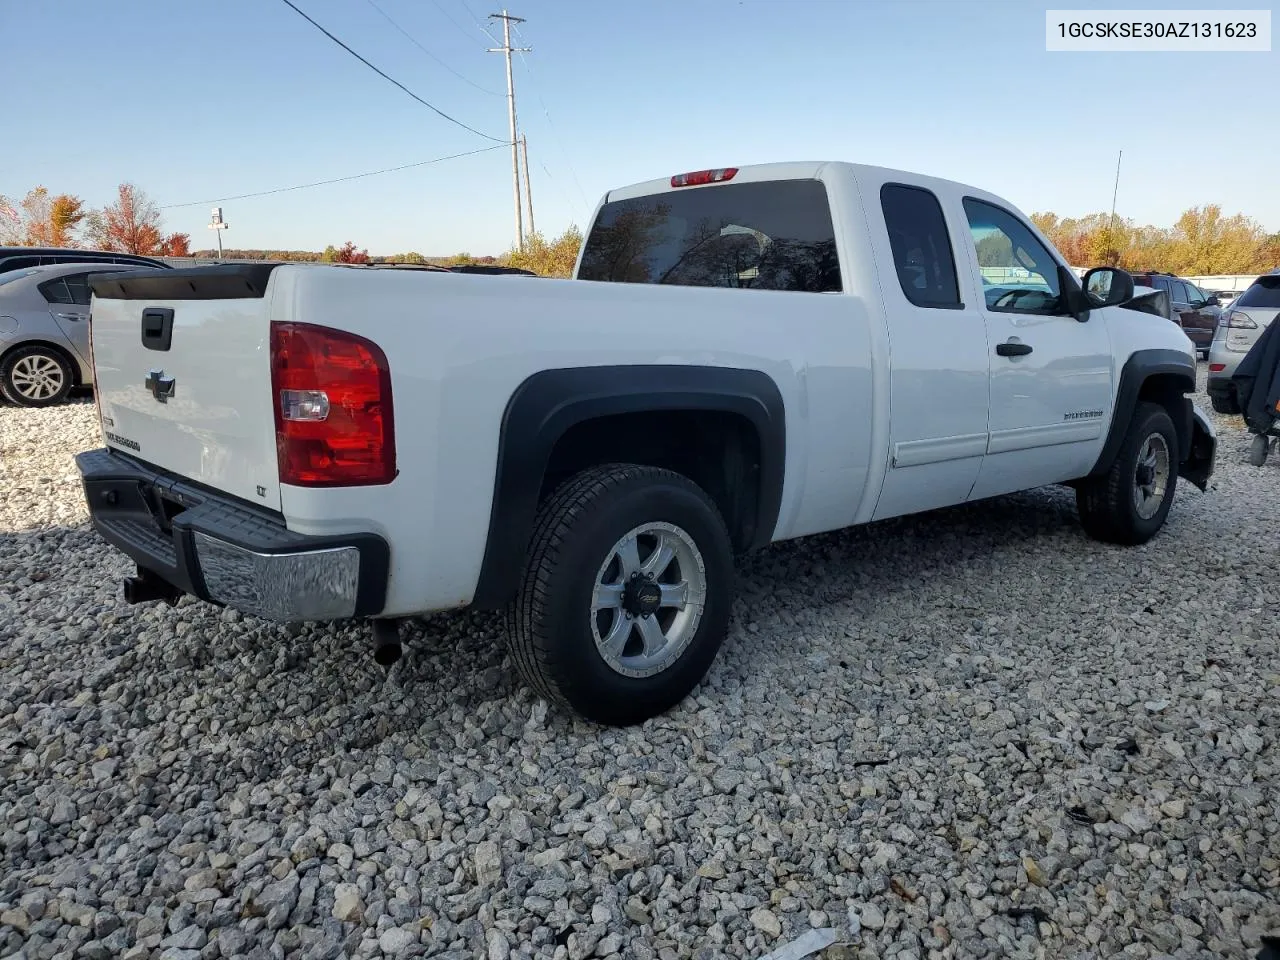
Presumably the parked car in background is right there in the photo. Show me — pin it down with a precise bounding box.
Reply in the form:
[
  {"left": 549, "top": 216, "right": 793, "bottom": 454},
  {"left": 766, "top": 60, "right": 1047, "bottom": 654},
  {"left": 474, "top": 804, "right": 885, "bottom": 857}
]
[
  {"left": 1127, "top": 270, "right": 1221, "bottom": 358},
  {"left": 0, "top": 246, "right": 168, "bottom": 278},
  {"left": 1211, "top": 289, "right": 1242, "bottom": 308},
  {"left": 0, "top": 262, "right": 145, "bottom": 406},
  {"left": 1217, "top": 293, "right": 1241, "bottom": 314},
  {"left": 1207, "top": 273, "right": 1280, "bottom": 413}
]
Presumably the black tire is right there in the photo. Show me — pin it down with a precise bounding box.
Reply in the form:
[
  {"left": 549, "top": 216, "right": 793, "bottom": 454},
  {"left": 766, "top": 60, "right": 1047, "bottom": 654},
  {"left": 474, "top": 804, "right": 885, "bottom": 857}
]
[
  {"left": 1248, "top": 435, "right": 1269, "bottom": 467},
  {"left": 1076, "top": 402, "right": 1179, "bottom": 546},
  {"left": 0, "top": 346, "right": 74, "bottom": 407},
  {"left": 506, "top": 463, "right": 735, "bottom": 726},
  {"left": 1210, "top": 393, "right": 1239, "bottom": 415}
]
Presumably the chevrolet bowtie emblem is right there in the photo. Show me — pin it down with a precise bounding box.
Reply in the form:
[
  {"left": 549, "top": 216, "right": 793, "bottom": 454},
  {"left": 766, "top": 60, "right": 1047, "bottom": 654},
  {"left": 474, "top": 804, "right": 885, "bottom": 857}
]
[{"left": 145, "top": 369, "right": 175, "bottom": 403}]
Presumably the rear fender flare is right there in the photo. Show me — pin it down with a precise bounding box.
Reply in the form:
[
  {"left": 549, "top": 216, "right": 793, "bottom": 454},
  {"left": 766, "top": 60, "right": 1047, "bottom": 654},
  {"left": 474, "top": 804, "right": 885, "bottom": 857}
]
[{"left": 470, "top": 364, "right": 786, "bottom": 610}]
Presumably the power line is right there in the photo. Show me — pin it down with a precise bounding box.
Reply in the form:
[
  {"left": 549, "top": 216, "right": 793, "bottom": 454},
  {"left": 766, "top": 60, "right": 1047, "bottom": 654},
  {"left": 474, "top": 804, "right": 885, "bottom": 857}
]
[
  {"left": 426, "top": 0, "right": 492, "bottom": 48},
  {"left": 159, "top": 144, "right": 508, "bottom": 210},
  {"left": 276, "top": 0, "right": 506, "bottom": 143},
  {"left": 460, "top": 0, "right": 502, "bottom": 44},
  {"left": 363, "top": 0, "right": 503, "bottom": 96}
]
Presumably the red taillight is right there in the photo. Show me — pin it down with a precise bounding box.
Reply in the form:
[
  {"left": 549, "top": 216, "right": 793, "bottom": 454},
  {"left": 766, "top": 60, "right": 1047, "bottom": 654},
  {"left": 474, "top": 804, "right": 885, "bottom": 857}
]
[
  {"left": 270, "top": 322, "right": 395, "bottom": 486},
  {"left": 1209, "top": 363, "right": 1226, "bottom": 372},
  {"left": 671, "top": 167, "right": 738, "bottom": 188}
]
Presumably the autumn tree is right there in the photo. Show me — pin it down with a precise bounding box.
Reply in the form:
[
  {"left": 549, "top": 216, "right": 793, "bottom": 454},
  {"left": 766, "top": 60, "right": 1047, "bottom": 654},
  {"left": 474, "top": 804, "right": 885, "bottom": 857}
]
[
  {"left": 160, "top": 233, "right": 192, "bottom": 257},
  {"left": 502, "top": 225, "right": 584, "bottom": 278},
  {"left": 0, "top": 187, "right": 86, "bottom": 246},
  {"left": 330, "top": 241, "right": 370, "bottom": 264},
  {"left": 102, "top": 183, "right": 163, "bottom": 254},
  {"left": 0, "top": 196, "right": 21, "bottom": 244},
  {"left": 17, "top": 187, "right": 53, "bottom": 245},
  {"left": 1032, "top": 205, "right": 1278, "bottom": 275}
]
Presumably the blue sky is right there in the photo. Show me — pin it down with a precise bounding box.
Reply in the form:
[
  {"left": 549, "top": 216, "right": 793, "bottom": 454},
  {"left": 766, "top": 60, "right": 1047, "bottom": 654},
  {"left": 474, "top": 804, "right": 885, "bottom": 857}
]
[{"left": 2, "top": 0, "right": 1274, "bottom": 255}]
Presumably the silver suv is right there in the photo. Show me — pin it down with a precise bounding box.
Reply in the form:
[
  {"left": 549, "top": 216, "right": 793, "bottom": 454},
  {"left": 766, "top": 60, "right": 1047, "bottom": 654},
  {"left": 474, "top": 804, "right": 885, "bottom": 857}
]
[{"left": 1207, "top": 271, "right": 1280, "bottom": 414}]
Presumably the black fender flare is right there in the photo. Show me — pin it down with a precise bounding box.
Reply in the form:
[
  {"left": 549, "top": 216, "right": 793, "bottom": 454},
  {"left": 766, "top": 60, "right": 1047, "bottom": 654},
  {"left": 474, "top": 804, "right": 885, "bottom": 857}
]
[
  {"left": 470, "top": 364, "right": 786, "bottom": 609},
  {"left": 1089, "top": 348, "right": 1197, "bottom": 478}
]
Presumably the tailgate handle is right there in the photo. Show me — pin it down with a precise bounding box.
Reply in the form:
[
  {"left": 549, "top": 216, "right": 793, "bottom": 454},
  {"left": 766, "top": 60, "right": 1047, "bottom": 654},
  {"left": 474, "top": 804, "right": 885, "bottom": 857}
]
[{"left": 141, "top": 307, "right": 174, "bottom": 352}]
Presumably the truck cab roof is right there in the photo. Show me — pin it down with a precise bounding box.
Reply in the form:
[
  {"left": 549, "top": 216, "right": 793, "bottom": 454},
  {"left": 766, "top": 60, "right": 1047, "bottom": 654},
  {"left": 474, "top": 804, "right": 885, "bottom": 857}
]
[{"left": 603, "top": 160, "right": 1013, "bottom": 210}]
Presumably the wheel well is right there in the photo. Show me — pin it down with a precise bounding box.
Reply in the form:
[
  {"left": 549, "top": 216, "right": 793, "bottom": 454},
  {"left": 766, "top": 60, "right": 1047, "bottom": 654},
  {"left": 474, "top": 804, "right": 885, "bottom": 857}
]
[
  {"left": 541, "top": 410, "right": 763, "bottom": 552},
  {"left": 0, "top": 339, "right": 83, "bottom": 387},
  {"left": 1137, "top": 373, "right": 1192, "bottom": 455}
]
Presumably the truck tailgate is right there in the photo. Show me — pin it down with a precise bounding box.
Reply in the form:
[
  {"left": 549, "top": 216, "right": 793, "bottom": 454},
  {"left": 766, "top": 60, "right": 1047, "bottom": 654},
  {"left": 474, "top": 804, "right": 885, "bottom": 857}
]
[{"left": 88, "top": 265, "right": 282, "bottom": 511}]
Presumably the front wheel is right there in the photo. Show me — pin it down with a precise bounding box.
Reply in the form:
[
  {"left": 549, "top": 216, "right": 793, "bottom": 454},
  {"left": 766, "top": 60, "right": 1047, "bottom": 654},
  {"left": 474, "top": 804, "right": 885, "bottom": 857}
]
[
  {"left": 1076, "top": 402, "right": 1178, "bottom": 545},
  {"left": 506, "top": 463, "right": 735, "bottom": 726}
]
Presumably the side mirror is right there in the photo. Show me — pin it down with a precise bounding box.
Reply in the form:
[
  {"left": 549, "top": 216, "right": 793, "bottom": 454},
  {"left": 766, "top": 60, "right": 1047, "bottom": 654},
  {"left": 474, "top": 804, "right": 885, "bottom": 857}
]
[{"left": 1082, "top": 267, "right": 1135, "bottom": 308}]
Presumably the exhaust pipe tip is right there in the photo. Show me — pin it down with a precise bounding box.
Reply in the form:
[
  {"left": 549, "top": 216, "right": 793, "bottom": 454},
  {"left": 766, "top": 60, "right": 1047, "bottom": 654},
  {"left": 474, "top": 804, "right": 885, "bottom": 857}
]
[
  {"left": 371, "top": 619, "right": 403, "bottom": 667},
  {"left": 373, "top": 641, "right": 402, "bottom": 667}
]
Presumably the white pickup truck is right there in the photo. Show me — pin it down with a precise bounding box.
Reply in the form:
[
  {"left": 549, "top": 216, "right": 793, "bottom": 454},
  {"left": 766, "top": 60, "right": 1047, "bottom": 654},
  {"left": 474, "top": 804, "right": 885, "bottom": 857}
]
[{"left": 77, "top": 161, "right": 1216, "bottom": 725}]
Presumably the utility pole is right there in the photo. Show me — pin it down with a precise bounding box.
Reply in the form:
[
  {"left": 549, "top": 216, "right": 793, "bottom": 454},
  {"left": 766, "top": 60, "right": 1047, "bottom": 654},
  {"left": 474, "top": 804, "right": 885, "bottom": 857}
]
[
  {"left": 520, "top": 134, "right": 535, "bottom": 239},
  {"left": 488, "top": 10, "right": 530, "bottom": 251}
]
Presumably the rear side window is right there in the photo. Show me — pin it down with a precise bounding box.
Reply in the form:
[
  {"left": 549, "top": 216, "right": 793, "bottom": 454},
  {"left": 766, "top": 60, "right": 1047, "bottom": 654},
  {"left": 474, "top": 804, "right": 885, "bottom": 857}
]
[
  {"left": 63, "top": 273, "right": 93, "bottom": 305},
  {"left": 880, "top": 184, "right": 961, "bottom": 308},
  {"left": 1237, "top": 277, "right": 1280, "bottom": 308},
  {"left": 39, "top": 278, "right": 76, "bottom": 304},
  {"left": 577, "top": 179, "right": 841, "bottom": 293}
]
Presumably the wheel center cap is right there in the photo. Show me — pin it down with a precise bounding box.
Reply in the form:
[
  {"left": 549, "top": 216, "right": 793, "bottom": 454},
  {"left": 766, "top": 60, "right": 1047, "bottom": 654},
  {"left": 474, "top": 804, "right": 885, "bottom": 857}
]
[
  {"left": 1136, "top": 464, "right": 1154, "bottom": 486},
  {"left": 624, "top": 579, "right": 662, "bottom": 617}
]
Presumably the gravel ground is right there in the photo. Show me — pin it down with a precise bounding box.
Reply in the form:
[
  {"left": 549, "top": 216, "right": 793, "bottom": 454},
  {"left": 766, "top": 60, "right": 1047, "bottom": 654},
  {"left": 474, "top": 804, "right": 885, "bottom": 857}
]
[{"left": 1, "top": 373, "right": 1278, "bottom": 960}]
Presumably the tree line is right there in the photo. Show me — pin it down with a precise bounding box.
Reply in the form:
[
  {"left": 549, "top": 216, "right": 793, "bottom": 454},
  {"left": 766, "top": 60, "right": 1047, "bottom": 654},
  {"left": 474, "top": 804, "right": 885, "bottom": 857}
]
[
  {"left": 1, "top": 184, "right": 191, "bottom": 257},
  {"left": 1029, "top": 205, "right": 1280, "bottom": 276},
  {"left": 2, "top": 180, "right": 586, "bottom": 277}
]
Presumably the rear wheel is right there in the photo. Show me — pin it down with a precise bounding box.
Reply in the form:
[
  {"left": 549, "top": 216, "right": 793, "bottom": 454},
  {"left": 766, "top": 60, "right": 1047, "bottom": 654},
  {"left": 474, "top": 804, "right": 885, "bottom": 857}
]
[
  {"left": 1249, "top": 434, "right": 1270, "bottom": 467},
  {"left": 506, "top": 463, "right": 735, "bottom": 726},
  {"left": 1077, "top": 402, "right": 1178, "bottom": 545},
  {"left": 1, "top": 346, "right": 74, "bottom": 407},
  {"left": 1210, "top": 393, "right": 1239, "bottom": 415}
]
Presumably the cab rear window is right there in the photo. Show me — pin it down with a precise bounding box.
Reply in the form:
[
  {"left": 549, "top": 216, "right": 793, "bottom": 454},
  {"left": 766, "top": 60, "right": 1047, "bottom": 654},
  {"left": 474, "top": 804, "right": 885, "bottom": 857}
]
[
  {"left": 577, "top": 179, "right": 841, "bottom": 293},
  {"left": 1236, "top": 276, "right": 1280, "bottom": 308}
]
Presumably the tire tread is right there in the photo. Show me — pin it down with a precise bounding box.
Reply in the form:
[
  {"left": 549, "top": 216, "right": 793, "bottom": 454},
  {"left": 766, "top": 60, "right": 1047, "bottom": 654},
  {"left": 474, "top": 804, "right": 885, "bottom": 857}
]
[{"left": 1077, "top": 401, "right": 1177, "bottom": 545}]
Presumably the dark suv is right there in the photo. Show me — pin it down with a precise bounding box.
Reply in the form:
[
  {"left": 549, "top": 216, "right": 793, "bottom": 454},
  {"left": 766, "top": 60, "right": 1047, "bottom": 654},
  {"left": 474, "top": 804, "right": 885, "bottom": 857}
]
[
  {"left": 1126, "top": 271, "right": 1220, "bottom": 358},
  {"left": 0, "top": 247, "right": 169, "bottom": 278}
]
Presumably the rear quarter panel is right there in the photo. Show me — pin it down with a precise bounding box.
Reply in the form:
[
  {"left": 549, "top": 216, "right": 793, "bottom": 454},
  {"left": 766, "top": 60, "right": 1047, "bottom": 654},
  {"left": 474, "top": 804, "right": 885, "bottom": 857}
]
[{"left": 271, "top": 259, "right": 877, "bottom": 616}]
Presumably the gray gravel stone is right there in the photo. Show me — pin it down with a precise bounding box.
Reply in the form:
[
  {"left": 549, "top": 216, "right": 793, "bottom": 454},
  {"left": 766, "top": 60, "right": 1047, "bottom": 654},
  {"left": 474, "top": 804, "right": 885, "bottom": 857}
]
[
  {"left": 331, "top": 883, "right": 364, "bottom": 923},
  {"left": 1, "top": 376, "right": 1278, "bottom": 960},
  {"left": 378, "top": 925, "right": 416, "bottom": 954}
]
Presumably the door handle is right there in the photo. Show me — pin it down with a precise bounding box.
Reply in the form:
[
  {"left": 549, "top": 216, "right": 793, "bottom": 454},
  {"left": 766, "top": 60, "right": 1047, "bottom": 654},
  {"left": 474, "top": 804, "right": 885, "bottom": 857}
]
[
  {"left": 996, "top": 341, "right": 1033, "bottom": 357},
  {"left": 55, "top": 312, "right": 84, "bottom": 321}
]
